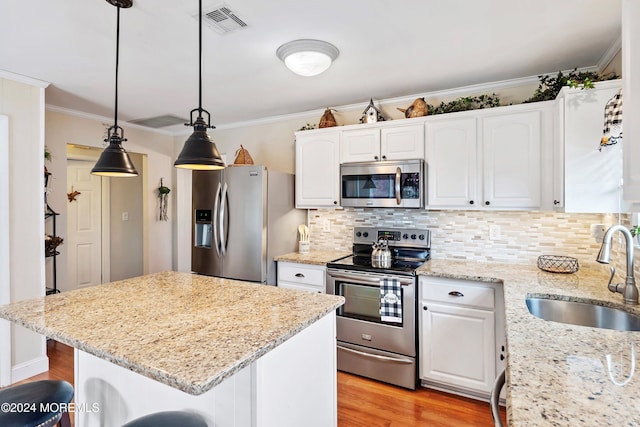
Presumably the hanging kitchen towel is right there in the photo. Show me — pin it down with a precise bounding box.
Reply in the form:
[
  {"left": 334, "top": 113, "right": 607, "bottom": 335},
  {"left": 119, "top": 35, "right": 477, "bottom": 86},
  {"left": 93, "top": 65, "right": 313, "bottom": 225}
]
[
  {"left": 380, "top": 278, "right": 402, "bottom": 323},
  {"left": 600, "top": 88, "right": 623, "bottom": 151}
]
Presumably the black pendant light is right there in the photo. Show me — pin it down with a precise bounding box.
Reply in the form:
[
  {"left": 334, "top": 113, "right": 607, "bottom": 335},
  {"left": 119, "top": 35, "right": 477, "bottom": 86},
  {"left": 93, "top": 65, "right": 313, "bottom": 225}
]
[
  {"left": 174, "top": 0, "right": 225, "bottom": 170},
  {"left": 91, "top": 0, "right": 138, "bottom": 177}
]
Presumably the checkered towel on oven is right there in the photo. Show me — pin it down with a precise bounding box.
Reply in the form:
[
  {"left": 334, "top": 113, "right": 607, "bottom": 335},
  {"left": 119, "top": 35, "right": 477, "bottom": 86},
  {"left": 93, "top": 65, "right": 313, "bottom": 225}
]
[
  {"left": 600, "top": 88, "right": 623, "bottom": 151},
  {"left": 380, "top": 278, "right": 402, "bottom": 323}
]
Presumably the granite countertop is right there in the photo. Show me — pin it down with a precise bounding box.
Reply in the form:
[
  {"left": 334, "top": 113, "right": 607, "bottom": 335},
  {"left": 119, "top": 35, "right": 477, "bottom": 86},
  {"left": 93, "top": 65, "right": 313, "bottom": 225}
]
[
  {"left": 417, "top": 259, "right": 640, "bottom": 426},
  {"left": 274, "top": 250, "right": 350, "bottom": 265},
  {"left": 0, "top": 271, "right": 344, "bottom": 395}
]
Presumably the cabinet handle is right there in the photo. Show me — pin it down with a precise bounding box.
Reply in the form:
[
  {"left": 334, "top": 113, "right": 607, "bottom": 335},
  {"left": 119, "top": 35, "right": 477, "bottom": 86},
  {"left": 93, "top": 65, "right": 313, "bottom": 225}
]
[
  {"left": 469, "top": 200, "right": 474, "bottom": 205},
  {"left": 553, "top": 200, "right": 560, "bottom": 205},
  {"left": 295, "top": 273, "right": 305, "bottom": 278},
  {"left": 448, "top": 291, "right": 464, "bottom": 297},
  {"left": 485, "top": 201, "right": 491, "bottom": 206},
  {"left": 500, "top": 354, "right": 505, "bottom": 361}
]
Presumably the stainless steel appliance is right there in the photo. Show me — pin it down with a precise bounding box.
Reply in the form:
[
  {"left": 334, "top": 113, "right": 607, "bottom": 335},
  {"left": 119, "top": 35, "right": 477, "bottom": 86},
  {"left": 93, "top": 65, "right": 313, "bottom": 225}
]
[
  {"left": 327, "top": 227, "right": 431, "bottom": 389},
  {"left": 340, "top": 159, "right": 425, "bottom": 208},
  {"left": 192, "top": 165, "right": 305, "bottom": 284}
]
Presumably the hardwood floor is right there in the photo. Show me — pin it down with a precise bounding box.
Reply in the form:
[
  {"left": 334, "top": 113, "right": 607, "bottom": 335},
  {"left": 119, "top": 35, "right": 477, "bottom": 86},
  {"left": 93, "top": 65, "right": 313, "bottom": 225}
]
[{"left": 18, "top": 341, "right": 505, "bottom": 426}]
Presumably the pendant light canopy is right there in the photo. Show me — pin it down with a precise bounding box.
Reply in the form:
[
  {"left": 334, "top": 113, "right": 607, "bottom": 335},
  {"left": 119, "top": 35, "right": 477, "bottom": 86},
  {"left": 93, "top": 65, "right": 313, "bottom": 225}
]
[
  {"left": 91, "top": 0, "right": 138, "bottom": 177},
  {"left": 174, "top": 0, "right": 225, "bottom": 170}
]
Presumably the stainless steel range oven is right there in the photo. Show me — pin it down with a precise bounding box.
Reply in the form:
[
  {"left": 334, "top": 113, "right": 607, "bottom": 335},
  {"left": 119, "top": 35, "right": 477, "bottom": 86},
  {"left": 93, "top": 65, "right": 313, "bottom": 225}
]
[{"left": 327, "top": 227, "right": 430, "bottom": 389}]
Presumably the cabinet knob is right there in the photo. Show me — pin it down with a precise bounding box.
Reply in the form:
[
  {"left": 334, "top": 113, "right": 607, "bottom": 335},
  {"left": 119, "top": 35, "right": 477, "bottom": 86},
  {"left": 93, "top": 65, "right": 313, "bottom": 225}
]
[
  {"left": 295, "top": 273, "right": 305, "bottom": 278},
  {"left": 374, "top": 156, "right": 379, "bottom": 160},
  {"left": 333, "top": 200, "right": 338, "bottom": 205},
  {"left": 553, "top": 200, "right": 560, "bottom": 205},
  {"left": 500, "top": 354, "right": 505, "bottom": 361},
  {"left": 422, "top": 305, "right": 428, "bottom": 311},
  {"left": 485, "top": 201, "right": 491, "bottom": 206},
  {"left": 382, "top": 155, "right": 387, "bottom": 160},
  {"left": 469, "top": 200, "right": 474, "bottom": 205},
  {"left": 448, "top": 291, "right": 464, "bottom": 297}
]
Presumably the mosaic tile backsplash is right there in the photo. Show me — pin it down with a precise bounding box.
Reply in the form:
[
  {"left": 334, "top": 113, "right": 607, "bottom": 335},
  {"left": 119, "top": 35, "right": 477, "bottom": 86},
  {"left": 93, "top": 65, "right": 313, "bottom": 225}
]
[{"left": 307, "top": 209, "right": 638, "bottom": 279}]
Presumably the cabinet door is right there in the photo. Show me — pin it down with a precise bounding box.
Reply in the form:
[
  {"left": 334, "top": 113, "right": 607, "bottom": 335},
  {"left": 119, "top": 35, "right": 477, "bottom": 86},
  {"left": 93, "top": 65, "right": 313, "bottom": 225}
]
[
  {"left": 295, "top": 132, "right": 340, "bottom": 208},
  {"left": 483, "top": 111, "right": 541, "bottom": 208},
  {"left": 623, "top": 0, "right": 640, "bottom": 203},
  {"left": 419, "top": 301, "right": 495, "bottom": 394},
  {"left": 425, "top": 117, "right": 479, "bottom": 208},
  {"left": 381, "top": 124, "right": 425, "bottom": 161},
  {"left": 341, "top": 128, "right": 381, "bottom": 163}
]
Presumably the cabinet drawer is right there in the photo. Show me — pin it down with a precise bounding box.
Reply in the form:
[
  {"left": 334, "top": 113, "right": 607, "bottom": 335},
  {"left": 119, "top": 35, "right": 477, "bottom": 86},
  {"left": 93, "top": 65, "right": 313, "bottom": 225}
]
[
  {"left": 278, "top": 262, "right": 326, "bottom": 287},
  {"left": 421, "top": 278, "right": 495, "bottom": 310}
]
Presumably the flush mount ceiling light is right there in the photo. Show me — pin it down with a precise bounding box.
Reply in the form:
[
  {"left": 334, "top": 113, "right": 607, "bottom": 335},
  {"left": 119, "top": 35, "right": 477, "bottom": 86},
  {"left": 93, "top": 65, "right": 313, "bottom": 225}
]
[
  {"left": 276, "top": 39, "right": 339, "bottom": 77},
  {"left": 91, "top": 0, "right": 138, "bottom": 177},
  {"left": 174, "top": 0, "right": 225, "bottom": 170}
]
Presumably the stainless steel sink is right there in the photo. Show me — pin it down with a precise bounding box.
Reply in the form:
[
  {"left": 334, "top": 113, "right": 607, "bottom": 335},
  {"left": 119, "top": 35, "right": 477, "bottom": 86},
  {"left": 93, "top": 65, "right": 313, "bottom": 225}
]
[{"left": 525, "top": 297, "right": 640, "bottom": 331}]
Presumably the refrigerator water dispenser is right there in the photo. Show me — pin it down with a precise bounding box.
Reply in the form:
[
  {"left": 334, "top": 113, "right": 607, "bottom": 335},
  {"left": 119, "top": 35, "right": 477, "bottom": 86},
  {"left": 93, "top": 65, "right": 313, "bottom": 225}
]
[{"left": 194, "top": 209, "right": 212, "bottom": 248}]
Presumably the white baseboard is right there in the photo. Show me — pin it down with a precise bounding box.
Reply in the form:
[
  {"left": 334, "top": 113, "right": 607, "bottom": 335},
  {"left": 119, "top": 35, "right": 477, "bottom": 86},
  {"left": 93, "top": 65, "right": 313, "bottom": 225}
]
[{"left": 11, "top": 355, "right": 49, "bottom": 384}]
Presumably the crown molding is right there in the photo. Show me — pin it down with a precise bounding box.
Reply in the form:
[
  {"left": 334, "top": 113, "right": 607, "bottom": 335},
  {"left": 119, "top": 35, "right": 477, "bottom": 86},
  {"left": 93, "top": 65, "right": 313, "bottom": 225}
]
[
  {"left": 0, "top": 70, "right": 50, "bottom": 88},
  {"left": 597, "top": 35, "right": 622, "bottom": 72}
]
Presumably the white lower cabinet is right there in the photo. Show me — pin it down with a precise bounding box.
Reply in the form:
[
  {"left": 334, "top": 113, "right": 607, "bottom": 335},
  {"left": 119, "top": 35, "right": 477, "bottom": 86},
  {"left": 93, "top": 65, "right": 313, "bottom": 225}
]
[
  {"left": 419, "top": 276, "right": 505, "bottom": 398},
  {"left": 277, "top": 262, "right": 326, "bottom": 293}
]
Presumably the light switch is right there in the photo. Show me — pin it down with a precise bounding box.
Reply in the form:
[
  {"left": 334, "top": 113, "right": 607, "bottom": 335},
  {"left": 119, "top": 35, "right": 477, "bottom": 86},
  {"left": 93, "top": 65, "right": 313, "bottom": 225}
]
[{"left": 122, "top": 212, "right": 129, "bottom": 221}]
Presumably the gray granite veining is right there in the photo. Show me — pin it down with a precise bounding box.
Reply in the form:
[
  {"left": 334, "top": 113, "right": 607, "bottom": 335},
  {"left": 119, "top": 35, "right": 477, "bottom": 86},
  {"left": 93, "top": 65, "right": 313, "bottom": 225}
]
[
  {"left": 417, "top": 259, "right": 640, "bottom": 426},
  {"left": 0, "top": 271, "right": 344, "bottom": 395}
]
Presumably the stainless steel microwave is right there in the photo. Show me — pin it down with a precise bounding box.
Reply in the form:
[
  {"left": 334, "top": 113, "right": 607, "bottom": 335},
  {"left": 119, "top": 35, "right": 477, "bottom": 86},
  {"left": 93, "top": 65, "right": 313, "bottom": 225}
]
[{"left": 340, "top": 159, "right": 425, "bottom": 208}]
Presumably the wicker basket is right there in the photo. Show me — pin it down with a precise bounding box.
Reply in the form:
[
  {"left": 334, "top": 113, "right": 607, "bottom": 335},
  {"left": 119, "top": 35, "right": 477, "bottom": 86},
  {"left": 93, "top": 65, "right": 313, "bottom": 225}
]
[{"left": 537, "top": 255, "right": 579, "bottom": 274}]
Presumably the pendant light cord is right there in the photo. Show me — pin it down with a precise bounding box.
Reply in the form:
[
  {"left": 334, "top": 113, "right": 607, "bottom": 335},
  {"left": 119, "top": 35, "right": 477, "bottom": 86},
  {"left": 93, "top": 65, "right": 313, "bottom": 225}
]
[
  {"left": 114, "top": 5, "right": 121, "bottom": 130},
  {"left": 198, "top": 0, "right": 202, "bottom": 115}
]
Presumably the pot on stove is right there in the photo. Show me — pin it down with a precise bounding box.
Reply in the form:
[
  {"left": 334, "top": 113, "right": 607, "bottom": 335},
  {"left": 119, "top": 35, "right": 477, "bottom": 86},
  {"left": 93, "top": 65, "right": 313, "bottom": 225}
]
[{"left": 371, "top": 239, "right": 392, "bottom": 268}]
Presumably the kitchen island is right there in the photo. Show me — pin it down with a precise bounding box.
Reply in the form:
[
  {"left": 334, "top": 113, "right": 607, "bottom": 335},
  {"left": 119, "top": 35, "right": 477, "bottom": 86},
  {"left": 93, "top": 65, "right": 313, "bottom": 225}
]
[
  {"left": 417, "top": 259, "right": 640, "bottom": 427},
  {"left": 0, "top": 271, "right": 344, "bottom": 427}
]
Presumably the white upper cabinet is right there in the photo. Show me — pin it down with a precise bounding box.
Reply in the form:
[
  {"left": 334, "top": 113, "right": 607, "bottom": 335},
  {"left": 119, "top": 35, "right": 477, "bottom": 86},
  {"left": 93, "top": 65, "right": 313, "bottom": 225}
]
[
  {"left": 295, "top": 130, "right": 340, "bottom": 208},
  {"left": 426, "top": 117, "right": 479, "bottom": 208},
  {"left": 482, "top": 111, "right": 541, "bottom": 209},
  {"left": 556, "top": 81, "right": 627, "bottom": 213},
  {"left": 623, "top": 0, "right": 640, "bottom": 205},
  {"left": 341, "top": 124, "right": 424, "bottom": 163},
  {"left": 426, "top": 104, "right": 549, "bottom": 210}
]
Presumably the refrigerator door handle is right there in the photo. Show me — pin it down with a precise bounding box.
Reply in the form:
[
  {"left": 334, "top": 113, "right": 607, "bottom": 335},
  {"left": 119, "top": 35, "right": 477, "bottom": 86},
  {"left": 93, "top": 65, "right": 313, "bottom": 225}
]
[
  {"left": 220, "top": 182, "right": 228, "bottom": 256},
  {"left": 213, "top": 182, "right": 222, "bottom": 257}
]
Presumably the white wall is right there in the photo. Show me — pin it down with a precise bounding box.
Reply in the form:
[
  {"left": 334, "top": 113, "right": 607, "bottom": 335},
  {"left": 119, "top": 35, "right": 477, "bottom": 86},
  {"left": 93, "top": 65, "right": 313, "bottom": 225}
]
[
  {"left": 45, "top": 109, "right": 176, "bottom": 288},
  {"left": 0, "top": 75, "right": 48, "bottom": 383}
]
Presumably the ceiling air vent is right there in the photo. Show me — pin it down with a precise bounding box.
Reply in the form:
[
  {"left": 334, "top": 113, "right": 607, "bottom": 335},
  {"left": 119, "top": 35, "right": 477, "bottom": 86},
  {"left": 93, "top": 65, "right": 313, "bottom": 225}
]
[
  {"left": 201, "top": 3, "right": 248, "bottom": 35},
  {"left": 129, "top": 115, "right": 188, "bottom": 129}
]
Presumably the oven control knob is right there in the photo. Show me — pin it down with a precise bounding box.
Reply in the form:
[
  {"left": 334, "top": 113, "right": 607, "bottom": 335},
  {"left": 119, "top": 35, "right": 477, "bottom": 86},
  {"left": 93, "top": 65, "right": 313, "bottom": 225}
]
[
  {"left": 418, "top": 234, "right": 425, "bottom": 240},
  {"left": 355, "top": 231, "right": 361, "bottom": 237},
  {"left": 402, "top": 233, "right": 409, "bottom": 240},
  {"left": 363, "top": 232, "right": 369, "bottom": 238},
  {"left": 410, "top": 234, "right": 417, "bottom": 240}
]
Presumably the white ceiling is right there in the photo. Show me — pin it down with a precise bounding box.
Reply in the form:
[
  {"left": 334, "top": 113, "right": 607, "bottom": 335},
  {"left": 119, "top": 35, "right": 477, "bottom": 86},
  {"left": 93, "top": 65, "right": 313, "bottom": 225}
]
[{"left": 0, "top": 0, "right": 622, "bottom": 131}]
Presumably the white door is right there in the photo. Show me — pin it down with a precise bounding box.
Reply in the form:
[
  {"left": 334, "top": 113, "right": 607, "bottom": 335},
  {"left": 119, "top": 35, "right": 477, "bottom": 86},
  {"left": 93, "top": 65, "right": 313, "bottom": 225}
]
[
  {"left": 420, "top": 301, "right": 495, "bottom": 394},
  {"left": 340, "top": 128, "right": 380, "bottom": 162},
  {"left": 381, "top": 124, "right": 425, "bottom": 161},
  {"left": 425, "top": 117, "right": 479, "bottom": 208},
  {"left": 295, "top": 132, "right": 340, "bottom": 208},
  {"left": 483, "top": 111, "right": 541, "bottom": 208},
  {"left": 67, "top": 160, "right": 102, "bottom": 289}
]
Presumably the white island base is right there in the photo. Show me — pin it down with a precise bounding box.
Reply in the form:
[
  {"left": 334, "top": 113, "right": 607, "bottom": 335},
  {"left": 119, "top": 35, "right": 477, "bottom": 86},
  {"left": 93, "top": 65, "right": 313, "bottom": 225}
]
[{"left": 74, "top": 313, "right": 337, "bottom": 427}]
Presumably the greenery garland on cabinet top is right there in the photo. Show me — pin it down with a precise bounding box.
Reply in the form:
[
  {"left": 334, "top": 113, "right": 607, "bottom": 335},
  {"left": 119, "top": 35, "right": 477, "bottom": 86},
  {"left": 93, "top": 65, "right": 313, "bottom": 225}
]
[
  {"left": 427, "top": 93, "right": 501, "bottom": 115},
  {"left": 524, "top": 68, "right": 619, "bottom": 103}
]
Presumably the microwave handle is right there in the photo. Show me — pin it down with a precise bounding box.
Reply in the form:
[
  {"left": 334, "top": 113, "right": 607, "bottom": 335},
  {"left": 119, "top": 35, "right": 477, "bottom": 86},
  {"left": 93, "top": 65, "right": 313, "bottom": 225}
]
[{"left": 395, "top": 167, "right": 401, "bottom": 205}]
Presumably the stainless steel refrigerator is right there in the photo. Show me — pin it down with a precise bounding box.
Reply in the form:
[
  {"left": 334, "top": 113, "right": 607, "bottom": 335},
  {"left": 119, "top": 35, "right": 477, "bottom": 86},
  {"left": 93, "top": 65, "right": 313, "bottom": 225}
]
[{"left": 192, "top": 165, "right": 305, "bottom": 285}]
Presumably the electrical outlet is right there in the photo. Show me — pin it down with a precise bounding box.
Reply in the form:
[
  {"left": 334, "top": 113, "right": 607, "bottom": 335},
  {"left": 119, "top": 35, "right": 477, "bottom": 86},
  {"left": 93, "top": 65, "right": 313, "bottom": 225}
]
[
  {"left": 122, "top": 212, "right": 129, "bottom": 221},
  {"left": 489, "top": 225, "right": 501, "bottom": 240},
  {"left": 322, "top": 221, "right": 331, "bottom": 232}
]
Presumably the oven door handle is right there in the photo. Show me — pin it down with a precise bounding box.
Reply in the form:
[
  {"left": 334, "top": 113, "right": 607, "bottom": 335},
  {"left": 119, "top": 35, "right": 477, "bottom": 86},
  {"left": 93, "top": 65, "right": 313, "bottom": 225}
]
[
  {"left": 328, "top": 271, "right": 414, "bottom": 287},
  {"left": 338, "top": 345, "right": 414, "bottom": 364}
]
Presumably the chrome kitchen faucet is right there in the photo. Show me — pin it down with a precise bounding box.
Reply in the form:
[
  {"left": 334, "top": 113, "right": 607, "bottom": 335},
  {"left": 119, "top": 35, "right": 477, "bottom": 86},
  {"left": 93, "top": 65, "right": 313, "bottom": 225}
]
[{"left": 596, "top": 224, "right": 639, "bottom": 305}]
